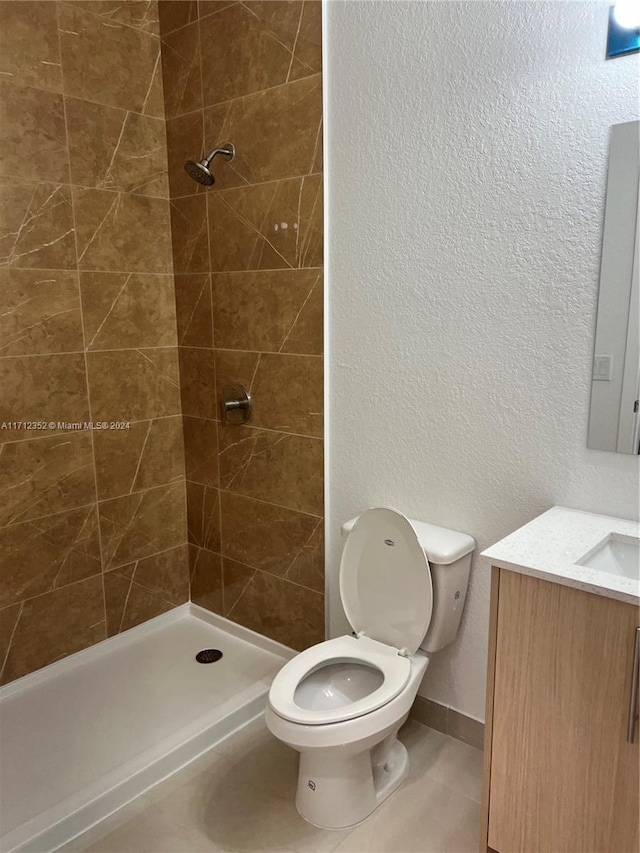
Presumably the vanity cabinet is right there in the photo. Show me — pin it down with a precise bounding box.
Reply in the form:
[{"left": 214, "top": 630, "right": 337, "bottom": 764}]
[{"left": 480, "top": 568, "right": 639, "bottom": 853}]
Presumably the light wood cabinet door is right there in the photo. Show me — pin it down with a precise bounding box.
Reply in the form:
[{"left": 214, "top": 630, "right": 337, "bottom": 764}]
[{"left": 488, "top": 571, "right": 639, "bottom": 853}]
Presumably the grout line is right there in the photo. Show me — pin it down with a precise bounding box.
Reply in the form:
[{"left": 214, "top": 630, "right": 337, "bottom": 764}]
[
  {"left": 105, "top": 540, "right": 188, "bottom": 577},
  {"left": 160, "top": 2, "right": 237, "bottom": 39},
  {"left": 0, "top": 346, "right": 177, "bottom": 360},
  {"left": 0, "top": 414, "right": 183, "bottom": 445},
  {"left": 0, "top": 601, "right": 24, "bottom": 684},
  {"left": 1, "top": 409, "right": 322, "bottom": 446},
  {"left": 181, "top": 70, "right": 322, "bottom": 118},
  {"left": 100, "top": 478, "right": 186, "bottom": 507},
  {"left": 216, "top": 486, "right": 323, "bottom": 520},
  {"left": 8, "top": 162, "right": 171, "bottom": 202},
  {"left": 0, "top": 412, "right": 180, "bottom": 442},
  {"left": 219, "top": 544, "right": 226, "bottom": 615},
  {"left": 0, "top": 92, "right": 320, "bottom": 188},
  {"left": 41, "top": 178, "right": 171, "bottom": 198},
  {"left": 198, "top": 482, "right": 206, "bottom": 548},
  {"left": 214, "top": 347, "right": 322, "bottom": 358},
  {"left": 218, "top": 421, "right": 323, "bottom": 441},
  {"left": 0, "top": 344, "right": 323, "bottom": 361},
  {"left": 3, "top": 265, "right": 322, "bottom": 277},
  {"left": 0, "top": 342, "right": 322, "bottom": 356},
  {"left": 204, "top": 549, "right": 324, "bottom": 599},
  {"left": 0, "top": 459, "right": 92, "bottom": 528},
  {"left": 209, "top": 266, "right": 323, "bottom": 275},
  {"left": 0, "top": 479, "right": 184, "bottom": 532},
  {"left": 8, "top": 574, "right": 106, "bottom": 615},
  {"left": 196, "top": 15, "right": 224, "bottom": 614},
  {"left": 3, "top": 537, "right": 187, "bottom": 618},
  {"left": 180, "top": 475, "right": 189, "bottom": 580},
  {"left": 168, "top": 170, "right": 323, "bottom": 202},
  {"left": 54, "top": 66, "right": 110, "bottom": 634},
  {"left": 2, "top": 148, "right": 170, "bottom": 201},
  {"left": 252, "top": 558, "right": 324, "bottom": 598}
]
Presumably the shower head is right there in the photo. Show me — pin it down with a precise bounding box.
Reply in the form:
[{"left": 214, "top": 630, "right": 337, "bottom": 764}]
[
  {"left": 184, "top": 160, "right": 215, "bottom": 186},
  {"left": 184, "top": 143, "right": 235, "bottom": 187}
]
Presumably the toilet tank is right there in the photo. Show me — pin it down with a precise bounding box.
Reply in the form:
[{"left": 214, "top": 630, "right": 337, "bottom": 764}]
[{"left": 341, "top": 516, "right": 475, "bottom": 654}]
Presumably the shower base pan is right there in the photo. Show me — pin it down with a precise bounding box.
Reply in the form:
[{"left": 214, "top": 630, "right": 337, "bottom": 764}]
[{"left": 0, "top": 604, "right": 293, "bottom": 853}]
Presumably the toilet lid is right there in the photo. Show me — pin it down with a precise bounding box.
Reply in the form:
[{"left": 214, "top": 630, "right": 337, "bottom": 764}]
[{"left": 339, "top": 507, "right": 433, "bottom": 654}]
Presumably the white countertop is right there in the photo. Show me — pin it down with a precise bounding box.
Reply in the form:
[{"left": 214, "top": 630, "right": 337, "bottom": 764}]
[{"left": 481, "top": 506, "right": 640, "bottom": 606}]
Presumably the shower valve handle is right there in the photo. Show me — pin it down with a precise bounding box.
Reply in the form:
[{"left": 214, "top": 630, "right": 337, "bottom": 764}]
[{"left": 220, "top": 384, "right": 252, "bottom": 426}]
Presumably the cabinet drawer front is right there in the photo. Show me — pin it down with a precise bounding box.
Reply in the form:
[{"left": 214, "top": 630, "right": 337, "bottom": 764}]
[{"left": 488, "top": 571, "right": 639, "bottom": 853}]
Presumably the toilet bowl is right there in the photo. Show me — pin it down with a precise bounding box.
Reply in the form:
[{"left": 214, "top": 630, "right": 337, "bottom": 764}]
[{"left": 265, "top": 507, "right": 475, "bottom": 830}]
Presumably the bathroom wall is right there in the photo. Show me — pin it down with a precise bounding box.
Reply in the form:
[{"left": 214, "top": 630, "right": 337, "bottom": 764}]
[
  {"left": 0, "top": 0, "right": 188, "bottom": 684},
  {"left": 326, "top": 1, "right": 640, "bottom": 719},
  {"left": 160, "top": 1, "right": 325, "bottom": 649}
]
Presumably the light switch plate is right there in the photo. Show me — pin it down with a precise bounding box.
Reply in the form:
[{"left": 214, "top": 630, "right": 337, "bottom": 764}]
[{"left": 593, "top": 354, "right": 614, "bottom": 381}]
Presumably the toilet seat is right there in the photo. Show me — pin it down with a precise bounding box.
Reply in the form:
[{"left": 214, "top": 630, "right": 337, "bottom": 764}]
[
  {"left": 268, "top": 635, "right": 411, "bottom": 725},
  {"left": 340, "top": 507, "right": 433, "bottom": 655},
  {"left": 269, "top": 508, "right": 434, "bottom": 727}
]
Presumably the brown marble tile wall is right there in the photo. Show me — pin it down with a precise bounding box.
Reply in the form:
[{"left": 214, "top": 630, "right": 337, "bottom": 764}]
[
  {"left": 0, "top": 0, "right": 188, "bottom": 684},
  {"left": 161, "top": 0, "right": 324, "bottom": 651}
]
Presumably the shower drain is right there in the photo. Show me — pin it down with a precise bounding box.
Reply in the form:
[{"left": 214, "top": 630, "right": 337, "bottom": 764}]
[{"left": 195, "top": 649, "right": 223, "bottom": 664}]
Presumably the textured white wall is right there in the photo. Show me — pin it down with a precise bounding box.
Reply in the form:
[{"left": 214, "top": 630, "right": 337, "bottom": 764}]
[{"left": 325, "top": 0, "right": 640, "bottom": 720}]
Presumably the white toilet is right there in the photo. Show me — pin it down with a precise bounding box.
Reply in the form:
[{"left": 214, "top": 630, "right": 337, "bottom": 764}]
[{"left": 265, "top": 506, "right": 475, "bottom": 830}]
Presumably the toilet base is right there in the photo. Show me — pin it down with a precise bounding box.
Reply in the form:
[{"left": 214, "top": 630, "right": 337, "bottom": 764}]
[{"left": 295, "top": 732, "right": 409, "bottom": 830}]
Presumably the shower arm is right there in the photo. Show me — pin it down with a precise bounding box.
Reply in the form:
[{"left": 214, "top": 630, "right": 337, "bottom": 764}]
[{"left": 203, "top": 145, "right": 235, "bottom": 166}]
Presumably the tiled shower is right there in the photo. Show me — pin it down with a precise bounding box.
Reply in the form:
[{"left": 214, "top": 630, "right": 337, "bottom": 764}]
[{"left": 0, "top": 0, "right": 324, "bottom": 686}]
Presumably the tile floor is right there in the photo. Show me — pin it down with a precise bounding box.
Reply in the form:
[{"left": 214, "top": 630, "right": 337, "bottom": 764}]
[{"left": 61, "top": 718, "right": 482, "bottom": 853}]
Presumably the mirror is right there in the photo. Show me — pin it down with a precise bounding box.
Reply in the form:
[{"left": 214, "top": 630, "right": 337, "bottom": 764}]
[{"left": 588, "top": 120, "right": 639, "bottom": 455}]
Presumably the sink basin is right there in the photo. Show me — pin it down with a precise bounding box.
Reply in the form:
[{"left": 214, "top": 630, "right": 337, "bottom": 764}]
[{"left": 577, "top": 533, "right": 640, "bottom": 581}]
